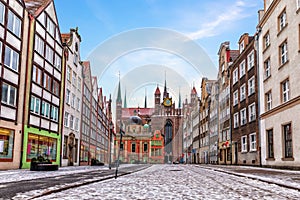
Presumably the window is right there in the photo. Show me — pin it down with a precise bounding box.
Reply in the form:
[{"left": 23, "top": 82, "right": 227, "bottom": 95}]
[
  {"left": 66, "top": 89, "right": 70, "bottom": 104},
  {"left": 27, "top": 134, "right": 57, "bottom": 161},
  {"left": 248, "top": 77, "right": 255, "bottom": 96},
  {"left": 1, "top": 83, "right": 17, "bottom": 106},
  {"left": 7, "top": 10, "right": 21, "bottom": 38},
  {"left": 280, "top": 41, "right": 288, "bottom": 65},
  {"left": 233, "top": 113, "right": 239, "bottom": 128},
  {"left": 248, "top": 103, "right": 256, "bottom": 122},
  {"left": 54, "top": 54, "right": 61, "bottom": 71},
  {"left": 143, "top": 143, "right": 148, "bottom": 152},
  {"left": 232, "top": 68, "right": 238, "bottom": 84},
  {"left": 70, "top": 115, "right": 74, "bottom": 130},
  {"left": 250, "top": 133, "right": 257, "bottom": 151},
  {"left": 30, "top": 96, "right": 40, "bottom": 114},
  {"left": 75, "top": 118, "right": 79, "bottom": 131},
  {"left": 72, "top": 72, "right": 77, "bottom": 86},
  {"left": 47, "top": 17, "right": 55, "bottom": 37},
  {"left": 41, "top": 101, "right": 50, "bottom": 118},
  {"left": 247, "top": 51, "right": 254, "bottom": 70},
  {"left": 50, "top": 106, "right": 58, "bottom": 122},
  {"left": 0, "top": 2, "right": 4, "bottom": 25},
  {"left": 281, "top": 79, "right": 290, "bottom": 103},
  {"left": 0, "top": 128, "right": 14, "bottom": 160},
  {"left": 298, "top": 0, "right": 300, "bottom": 9},
  {"left": 264, "top": 32, "right": 270, "bottom": 49},
  {"left": 43, "top": 73, "right": 51, "bottom": 91},
  {"left": 265, "top": 91, "right": 272, "bottom": 111},
  {"left": 278, "top": 10, "right": 287, "bottom": 31},
  {"left": 78, "top": 77, "right": 81, "bottom": 91},
  {"left": 267, "top": 129, "right": 274, "bottom": 158},
  {"left": 76, "top": 98, "right": 80, "bottom": 111},
  {"left": 240, "top": 108, "right": 246, "bottom": 125},
  {"left": 239, "top": 41, "right": 245, "bottom": 53},
  {"left": 64, "top": 112, "right": 69, "bottom": 127},
  {"left": 67, "top": 66, "right": 71, "bottom": 81},
  {"left": 264, "top": 58, "right": 271, "bottom": 79},
  {"left": 45, "top": 45, "right": 54, "bottom": 64},
  {"left": 4, "top": 46, "right": 19, "bottom": 71},
  {"left": 241, "top": 136, "right": 247, "bottom": 152},
  {"left": 240, "top": 84, "right": 246, "bottom": 101},
  {"left": 32, "top": 65, "right": 42, "bottom": 85},
  {"left": 74, "top": 53, "right": 78, "bottom": 65},
  {"left": 131, "top": 143, "right": 136, "bottom": 152},
  {"left": 71, "top": 93, "right": 75, "bottom": 108},
  {"left": 239, "top": 60, "right": 246, "bottom": 78},
  {"left": 52, "top": 80, "right": 59, "bottom": 96},
  {"left": 283, "top": 123, "right": 292, "bottom": 158},
  {"left": 35, "top": 35, "right": 44, "bottom": 56},
  {"left": 233, "top": 90, "right": 238, "bottom": 106}
]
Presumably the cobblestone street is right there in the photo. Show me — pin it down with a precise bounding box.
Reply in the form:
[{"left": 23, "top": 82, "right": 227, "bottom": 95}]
[{"left": 28, "top": 165, "right": 300, "bottom": 200}]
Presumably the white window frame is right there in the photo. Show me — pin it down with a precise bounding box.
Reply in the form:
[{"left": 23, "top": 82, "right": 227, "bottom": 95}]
[
  {"left": 64, "top": 112, "right": 69, "bottom": 127},
  {"left": 72, "top": 71, "right": 77, "bottom": 86},
  {"left": 241, "top": 135, "right": 247, "bottom": 152},
  {"left": 54, "top": 54, "right": 61, "bottom": 71},
  {"left": 30, "top": 96, "right": 40, "bottom": 114},
  {"left": 45, "top": 45, "right": 54, "bottom": 64},
  {"left": 249, "top": 133, "right": 257, "bottom": 151},
  {"left": 7, "top": 10, "right": 21, "bottom": 38},
  {"left": 67, "top": 66, "right": 71, "bottom": 81},
  {"left": 71, "top": 93, "right": 75, "bottom": 108},
  {"left": 233, "top": 68, "right": 238, "bottom": 84},
  {"left": 0, "top": 2, "right": 4, "bottom": 25},
  {"left": 282, "top": 79, "right": 290, "bottom": 103},
  {"left": 239, "top": 60, "right": 246, "bottom": 78},
  {"left": 247, "top": 50, "right": 254, "bottom": 70},
  {"left": 279, "top": 10, "right": 287, "bottom": 31},
  {"left": 47, "top": 17, "right": 55, "bottom": 37},
  {"left": 240, "top": 84, "right": 246, "bottom": 101},
  {"left": 264, "top": 58, "right": 271, "bottom": 79},
  {"left": 240, "top": 41, "right": 245, "bottom": 53},
  {"left": 233, "top": 90, "right": 238, "bottom": 106},
  {"left": 66, "top": 89, "right": 70, "bottom": 104},
  {"left": 41, "top": 101, "right": 50, "bottom": 118},
  {"left": 264, "top": 32, "right": 270, "bottom": 49},
  {"left": 1, "top": 83, "right": 17, "bottom": 106},
  {"left": 266, "top": 91, "right": 272, "bottom": 111},
  {"left": 70, "top": 115, "right": 74, "bottom": 130},
  {"left": 280, "top": 41, "right": 288, "bottom": 65},
  {"left": 51, "top": 106, "right": 58, "bottom": 122},
  {"left": 78, "top": 77, "right": 81, "bottom": 91},
  {"left": 248, "top": 76, "right": 255, "bottom": 96},
  {"left": 233, "top": 113, "right": 239, "bottom": 128},
  {"left": 75, "top": 118, "right": 79, "bottom": 131},
  {"left": 76, "top": 97, "right": 80, "bottom": 111},
  {"left": 240, "top": 108, "right": 247, "bottom": 126},
  {"left": 248, "top": 103, "right": 256, "bottom": 122},
  {"left": 4, "top": 46, "right": 19, "bottom": 71},
  {"left": 35, "top": 35, "right": 44, "bottom": 56}
]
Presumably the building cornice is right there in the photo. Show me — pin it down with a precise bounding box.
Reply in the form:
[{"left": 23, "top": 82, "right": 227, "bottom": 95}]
[
  {"left": 257, "top": 0, "right": 281, "bottom": 28},
  {"left": 260, "top": 95, "right": 300, "bottom": 119}
]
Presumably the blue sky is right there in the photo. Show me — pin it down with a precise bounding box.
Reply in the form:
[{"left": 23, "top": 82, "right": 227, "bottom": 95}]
[{"left": 55, "top": 0, "right": 263, "bottom": 108}]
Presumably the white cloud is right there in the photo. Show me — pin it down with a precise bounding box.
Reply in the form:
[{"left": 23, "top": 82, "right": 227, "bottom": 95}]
[{"left": 187, "top": 0, "right": 257, "bottom": 40}]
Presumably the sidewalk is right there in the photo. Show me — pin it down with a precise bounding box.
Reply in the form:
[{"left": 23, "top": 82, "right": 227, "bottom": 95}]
[
  {"left": 0, "top": 164, "right": 135, "bottom": 184},
  {"left": 197, "top": 164, "right": 300, "bottom": 191}
]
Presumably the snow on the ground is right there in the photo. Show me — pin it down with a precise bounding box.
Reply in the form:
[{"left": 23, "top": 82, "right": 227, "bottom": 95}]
[{"left": 26, "top": 165, "right": 300, "bottom": 200}]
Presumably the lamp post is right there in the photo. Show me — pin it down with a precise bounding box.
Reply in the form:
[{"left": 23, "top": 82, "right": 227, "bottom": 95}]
[{"left": 109, "top": 121, "right": 113, "bottom": 170}]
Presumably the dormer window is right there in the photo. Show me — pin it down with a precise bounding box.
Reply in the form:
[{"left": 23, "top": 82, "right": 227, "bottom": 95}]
[{"left": 240, "top": 41, "right": 245, "bottom": 53}]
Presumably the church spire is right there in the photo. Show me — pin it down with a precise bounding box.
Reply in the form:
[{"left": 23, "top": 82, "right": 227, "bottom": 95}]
[
  {"left": 178, "top": 87, "right": 181, "bottom": 108},
  {"left": 163, "top": 71, "right": 168, "bottom": 99},
  {"left": 117, "top": 72, "right": 122, "bottom": 103},
  {"left": 144, "top": 88, "right": 147, "bottom": 108},
  {"left": 123, "top": 89, "right": 127, "bottom": 108}
]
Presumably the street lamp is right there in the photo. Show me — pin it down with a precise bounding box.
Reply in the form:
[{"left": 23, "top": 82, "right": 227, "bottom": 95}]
[
  {"left": 109, "top": 121, "right": 114, "bottom": 170},
  {"left": 115, "top": 125, "right": 125, "bottom": 179}
]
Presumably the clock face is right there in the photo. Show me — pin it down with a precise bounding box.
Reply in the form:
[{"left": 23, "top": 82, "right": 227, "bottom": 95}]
[{"left": 164, "top": 98, "right": 172, "bottom": 107}]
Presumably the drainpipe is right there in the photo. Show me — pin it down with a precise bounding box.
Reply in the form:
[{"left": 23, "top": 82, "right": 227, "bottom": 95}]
[{"left": 255, "top": 27, "right": 262, "bottom": 167}]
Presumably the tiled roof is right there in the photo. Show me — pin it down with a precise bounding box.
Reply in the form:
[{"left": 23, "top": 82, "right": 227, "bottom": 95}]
[
  {"left": 229, "top": 50, "right": 240, "bottom": 62},
  {"left": 122, "top": 108, "right": 154, "bottom": 118},
  {"left": 24, "top": 0, "right": 51, "bottom": 16},
  {"left": 61, "top": 33, "right": 71, "bottom": 43}
]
